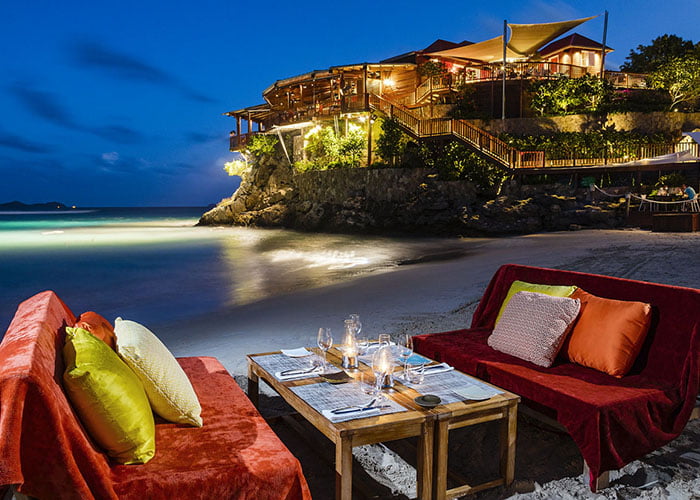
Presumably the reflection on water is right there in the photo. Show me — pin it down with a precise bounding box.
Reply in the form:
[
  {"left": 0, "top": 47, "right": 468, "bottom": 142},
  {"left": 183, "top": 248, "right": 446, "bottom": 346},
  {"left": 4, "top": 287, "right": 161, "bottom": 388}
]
[{"left": 0, "top": 211, "right": 483, "bottom": 332}]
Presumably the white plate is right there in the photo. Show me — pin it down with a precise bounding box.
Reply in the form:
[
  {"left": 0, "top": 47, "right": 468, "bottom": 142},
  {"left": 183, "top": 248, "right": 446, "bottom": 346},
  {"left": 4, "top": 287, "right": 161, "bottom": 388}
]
[
  {"left": 454, "top": 387, "right": 499, "bottom": 401},
  {"left": 281, "top": 347, "right": 312, "bottom": 357}
]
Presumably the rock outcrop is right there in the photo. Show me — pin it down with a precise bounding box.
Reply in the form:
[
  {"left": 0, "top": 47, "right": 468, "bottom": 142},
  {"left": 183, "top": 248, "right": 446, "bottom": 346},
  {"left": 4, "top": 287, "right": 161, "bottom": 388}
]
[{"left": 199, "top": 147, "right": 625, "bottom": 236}]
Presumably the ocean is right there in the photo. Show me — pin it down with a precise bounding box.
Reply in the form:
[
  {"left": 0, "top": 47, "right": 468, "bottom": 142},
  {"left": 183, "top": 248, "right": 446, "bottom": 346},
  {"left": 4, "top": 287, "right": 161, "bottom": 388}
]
[{"left": 0, "top": 207, "right": 478, "bottom": 335}]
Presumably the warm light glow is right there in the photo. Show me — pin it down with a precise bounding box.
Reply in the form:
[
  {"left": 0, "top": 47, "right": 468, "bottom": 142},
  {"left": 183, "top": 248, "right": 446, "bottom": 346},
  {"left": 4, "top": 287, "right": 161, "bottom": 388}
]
[{"left": 382, "top": 78, "right": 395, "bottom": 88}]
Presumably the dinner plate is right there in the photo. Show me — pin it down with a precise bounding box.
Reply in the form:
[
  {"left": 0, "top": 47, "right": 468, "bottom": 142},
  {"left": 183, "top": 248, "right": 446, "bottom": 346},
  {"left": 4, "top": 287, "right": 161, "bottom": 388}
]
[
  {"left": 414, "top": 394, "right": 441, "bottom": 408},
  {"left": 281, "top": 348, "right": 312, "bottom": 357},
  {"left": 455, "top": 387, "right": 496, "bottom": 401}
]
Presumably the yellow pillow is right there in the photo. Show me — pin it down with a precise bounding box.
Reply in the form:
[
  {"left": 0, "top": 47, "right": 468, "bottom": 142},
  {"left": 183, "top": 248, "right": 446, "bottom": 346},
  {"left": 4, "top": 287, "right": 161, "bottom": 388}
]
[
  {"left": 496, "top": 280, "right": 577, "bottom": 324},
  {"left": 63, "top": 327, "right": 155, "bottom": 464},
  {"left": 115, "top": 318, "right": 203, "bottom": 427}
]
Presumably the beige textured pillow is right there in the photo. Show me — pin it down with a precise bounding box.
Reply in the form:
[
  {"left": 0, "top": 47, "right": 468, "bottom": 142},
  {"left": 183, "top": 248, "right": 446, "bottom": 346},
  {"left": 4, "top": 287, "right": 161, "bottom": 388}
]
[
  {"left": 115, "top": 318, "right": 203, "bottom": 427},
  {"left": 488, "top": 291, "right": 581, "bottom": 367}
]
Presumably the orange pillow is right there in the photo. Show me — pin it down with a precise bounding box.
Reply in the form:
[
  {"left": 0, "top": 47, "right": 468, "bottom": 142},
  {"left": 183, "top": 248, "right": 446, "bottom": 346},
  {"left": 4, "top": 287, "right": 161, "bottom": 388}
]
[
  {"left": 563, "top": 289, "right": 652, "bottom": 377},
  {"left": 75, "top": 311, "right": 117, "bottom": 351}
]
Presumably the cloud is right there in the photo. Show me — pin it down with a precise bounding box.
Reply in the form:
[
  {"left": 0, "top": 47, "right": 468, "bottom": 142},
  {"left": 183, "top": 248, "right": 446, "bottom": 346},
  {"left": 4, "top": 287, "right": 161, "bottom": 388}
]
[
  {"left": 69, "top": 41, "right": 215, "bottom": 103},
  {"left": 101, "top": 152, "right": 119, "bottom": 164},
  {"left": 9, "top": 83, "right": 80, "bottom": 129},
  {"left": 9, "top": 82, "right": 144, "bottom": 144},
  {"left": 92, "top": 125, "right": 143, "bottom": 144},
  {"left": 0, "top": 131, "right": 51, "bottom": 154},
  {"left": 186, "top": 131, "right": 224, "bottom": 144}
]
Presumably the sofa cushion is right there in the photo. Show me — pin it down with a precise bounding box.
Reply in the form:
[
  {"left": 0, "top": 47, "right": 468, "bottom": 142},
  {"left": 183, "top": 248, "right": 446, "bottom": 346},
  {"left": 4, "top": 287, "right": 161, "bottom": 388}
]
[
  {"left": 63, "top": 327, "right": 156, "bottom": 464},
  {"left": 115, "top": 318, "right": 202, "bottom": 427},
  {"left": 563, "top": 289, "right": 652, "bottom": 377},
  {"left": 488, "top": 292, "right": 580, "bottom": 367},
  {"left": 75, "top": 311, "right": 117, "bottom": 350},
  {"left": 111, "top": 357, "right": 312, "bottom": 500},
  {"left": 495, "top": 280, "right": 577, "bottom": 324}
]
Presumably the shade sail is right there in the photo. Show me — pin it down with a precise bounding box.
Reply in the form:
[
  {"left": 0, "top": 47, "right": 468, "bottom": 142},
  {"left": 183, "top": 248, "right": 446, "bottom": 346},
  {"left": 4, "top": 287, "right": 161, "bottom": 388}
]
[{"left": 429, "top": 16, "right": 597, "bottom": 63}]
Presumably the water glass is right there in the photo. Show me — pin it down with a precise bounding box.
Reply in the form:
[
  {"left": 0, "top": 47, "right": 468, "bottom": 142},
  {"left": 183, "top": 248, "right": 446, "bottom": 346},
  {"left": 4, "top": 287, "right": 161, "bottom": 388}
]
[
  {"left": 349, "top": 314, "right": 362, "bottom": 335},
  {"left": 398, "top": 334, "right": 413, "bottom": 378},
  {"left": 317, "top": 327, "right": 333, "bottom": 369},
  {"left": 378, "top": 333, "right": 391, "bottom": 346},
  {"left": 407, "top": 363, "right": 425, "bottom": 385},
  {"left": 357, "top": 336, "right": 369, "bottom": 355},
  {"left": 360, "top": 371, "right": 382, "bottom": 398}
]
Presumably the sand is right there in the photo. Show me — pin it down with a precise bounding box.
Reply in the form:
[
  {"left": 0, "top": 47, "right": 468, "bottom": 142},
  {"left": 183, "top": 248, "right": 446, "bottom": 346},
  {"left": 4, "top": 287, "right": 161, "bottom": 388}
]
[{"left": 158, "top": 229, "right": 700, "bottom": 500}]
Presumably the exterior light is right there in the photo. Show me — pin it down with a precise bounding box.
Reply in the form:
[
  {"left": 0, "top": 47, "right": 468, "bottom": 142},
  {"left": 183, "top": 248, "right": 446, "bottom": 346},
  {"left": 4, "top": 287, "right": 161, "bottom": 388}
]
[{"left": 383, "top": 78, "right": 395, "bottom": 88}]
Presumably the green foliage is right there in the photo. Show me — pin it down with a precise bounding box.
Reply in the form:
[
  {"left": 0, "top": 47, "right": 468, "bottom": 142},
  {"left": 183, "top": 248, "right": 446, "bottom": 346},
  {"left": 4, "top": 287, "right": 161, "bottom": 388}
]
[
  {"left": 293, "top": 159, "right": 316, "bottom": 173},
  {"left": 421, "top": 142, "right": 505, "bottom": 191},
  {"left": 610, "top": 89, "right": 671, "bottom": 112},
  {"left": 620, "top": 34, "right": 697, "bottom": 73},
  {"left": 502, "top": 131, "right": 673, "bottom": 160},
  {"left": 529, "top": 75, "right": 613, "bottom": 116},
  {"left": 647, "top": 54, "right": 700, "bottom": 110},
  {"left": 376, "top": 117, "right": 409, "bottom": 166},
  {"left": 447, "top": 84, "right": 479, "bottom": 119},
  {"left": 655, "top": 173, "right": 687, "bottom": 188},
  {"left": 418, "top": 60, "right": 447, "bottom": 77},
  {"left": 223, "top": 158, "right": 249, "bottom": 177},
  {"left": 300, "top": 121, "right": 367, "bottom": 171},
  {"left": 246, "top": 134, "right": 278, "bottom": 157}
]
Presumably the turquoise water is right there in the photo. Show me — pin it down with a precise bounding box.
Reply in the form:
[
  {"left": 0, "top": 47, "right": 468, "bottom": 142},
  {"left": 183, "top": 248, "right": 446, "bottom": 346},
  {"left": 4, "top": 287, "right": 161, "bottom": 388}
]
[{"left": 0, "top": 207, "right": 477, "bottom": 335}]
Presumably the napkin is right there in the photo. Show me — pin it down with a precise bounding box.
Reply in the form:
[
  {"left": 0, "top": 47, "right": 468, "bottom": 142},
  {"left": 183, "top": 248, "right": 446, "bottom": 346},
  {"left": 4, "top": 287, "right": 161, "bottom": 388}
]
[
  {"left": 322, "top": 407, "right": 382, "bottom": 422},
  {"left": 422, "top": 363, "right": 454, "bottom": 375},
  {"left": 274, "top": 368, "right": 321, "bottom": 381},
  {"left": 281, "top": 348, "right": 312, "bottom": 357}
]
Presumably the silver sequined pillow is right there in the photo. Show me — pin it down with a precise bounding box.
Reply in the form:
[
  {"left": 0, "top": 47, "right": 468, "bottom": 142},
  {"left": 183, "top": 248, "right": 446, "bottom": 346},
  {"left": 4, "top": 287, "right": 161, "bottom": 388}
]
[{"left": 488, "top": 291, "right": 580, "bottom": 367}]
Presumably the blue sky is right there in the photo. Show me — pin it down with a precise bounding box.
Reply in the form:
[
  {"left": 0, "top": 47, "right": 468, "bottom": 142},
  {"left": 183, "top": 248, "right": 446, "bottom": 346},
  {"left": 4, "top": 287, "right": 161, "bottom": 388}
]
[{"left": 1, "top": 0, "right": 698, "bottom": 206}]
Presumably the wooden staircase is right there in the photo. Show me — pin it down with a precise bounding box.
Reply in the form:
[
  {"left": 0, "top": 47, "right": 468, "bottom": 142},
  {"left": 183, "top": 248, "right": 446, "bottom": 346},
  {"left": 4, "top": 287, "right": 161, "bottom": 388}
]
[{"left": 367, "top": 94, "right": 544, "bottom": 170}]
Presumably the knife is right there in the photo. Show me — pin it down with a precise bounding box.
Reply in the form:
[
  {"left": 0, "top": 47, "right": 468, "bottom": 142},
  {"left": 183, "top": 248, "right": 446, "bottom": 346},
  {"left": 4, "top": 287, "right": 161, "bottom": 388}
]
[{"left": 331, "top": 405, "right": 391, "bottom": 415}]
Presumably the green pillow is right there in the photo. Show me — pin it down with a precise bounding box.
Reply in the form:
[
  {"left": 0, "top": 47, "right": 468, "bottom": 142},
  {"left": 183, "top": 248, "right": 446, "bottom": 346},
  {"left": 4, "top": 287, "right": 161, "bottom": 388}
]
[
  {"left": 495, "top": 280, "right": 577, "bottom": 325},
  {"left": 63, "top": 327, "right": 156, "bottom": 464}
]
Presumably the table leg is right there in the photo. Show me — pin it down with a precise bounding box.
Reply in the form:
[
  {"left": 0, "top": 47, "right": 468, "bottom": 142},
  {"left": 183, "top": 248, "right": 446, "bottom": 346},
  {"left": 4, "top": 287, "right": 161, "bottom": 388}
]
[
  {"left": 417, "top": 419, "right": 434, "bottom": 500},
  {"left": 499, "top": 401, "right": 518, "bottom": 486},
  {"left": 247, "top": 363, "right": 259, "bottom": 408},
  {"left": 433, "top": 418, "right": 449, "bottom": 500},
  {"left": 335, "top": 437, "right": 353, "bottom": 500}
]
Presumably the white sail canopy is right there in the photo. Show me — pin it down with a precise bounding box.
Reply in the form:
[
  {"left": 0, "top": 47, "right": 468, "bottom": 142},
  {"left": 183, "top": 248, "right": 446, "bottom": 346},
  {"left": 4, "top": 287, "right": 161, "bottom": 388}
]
[{"left": 429, "top": 16, "right": 597, "bottom": 63}]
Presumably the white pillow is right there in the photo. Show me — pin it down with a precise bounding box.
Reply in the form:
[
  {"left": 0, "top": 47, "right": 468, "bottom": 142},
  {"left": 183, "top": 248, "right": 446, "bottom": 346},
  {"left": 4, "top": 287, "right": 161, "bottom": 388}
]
[
  {"left": 487, "top": 291, "right": 580, "bottom": 367},
  {"left": 115, "top": 318, "right": 202, "bottom": 427}
]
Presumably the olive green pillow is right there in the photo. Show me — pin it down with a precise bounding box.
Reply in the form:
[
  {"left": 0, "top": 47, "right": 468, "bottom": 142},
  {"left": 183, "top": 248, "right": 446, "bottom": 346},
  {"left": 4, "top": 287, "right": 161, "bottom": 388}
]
[
  {"left": 495, "top": 280, "right": 577, "bottom": 325},
  {"left": 63, "top": 327, "right": 155, "bottom": 464}
]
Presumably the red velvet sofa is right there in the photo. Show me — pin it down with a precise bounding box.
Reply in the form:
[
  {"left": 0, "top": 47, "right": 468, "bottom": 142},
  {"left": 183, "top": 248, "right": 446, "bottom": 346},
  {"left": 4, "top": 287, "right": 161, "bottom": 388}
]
[
  {"left": 0, "top": 291, "right": 311, "bottom": 500},
  {"left": 413, "top": 264, "right": 700, "bottom": 490}
]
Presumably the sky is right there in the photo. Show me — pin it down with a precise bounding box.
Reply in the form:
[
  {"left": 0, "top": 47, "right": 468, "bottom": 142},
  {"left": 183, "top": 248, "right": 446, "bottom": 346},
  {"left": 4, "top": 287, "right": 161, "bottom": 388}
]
[{"left": 1, "top": 1, "right": 699, "bottom": 207}]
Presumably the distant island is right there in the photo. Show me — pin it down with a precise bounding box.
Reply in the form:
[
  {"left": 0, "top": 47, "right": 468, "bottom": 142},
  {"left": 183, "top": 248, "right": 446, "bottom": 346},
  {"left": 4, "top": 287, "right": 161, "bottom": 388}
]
[{"left": 0, "top": 201, "right": 71, "bottom": 211}]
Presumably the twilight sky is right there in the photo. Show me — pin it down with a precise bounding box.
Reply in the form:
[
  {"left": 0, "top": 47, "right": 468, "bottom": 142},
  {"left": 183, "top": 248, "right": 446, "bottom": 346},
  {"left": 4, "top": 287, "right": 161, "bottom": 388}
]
[{"left": 1, "top": 0, "right": 698, "bottom": 207}]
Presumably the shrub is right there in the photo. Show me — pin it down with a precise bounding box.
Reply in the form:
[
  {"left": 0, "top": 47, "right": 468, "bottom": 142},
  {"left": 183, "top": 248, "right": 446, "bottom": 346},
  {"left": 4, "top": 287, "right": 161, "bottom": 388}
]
[{"left": 246, "top": 134, "right": 278, "bottom": 157}]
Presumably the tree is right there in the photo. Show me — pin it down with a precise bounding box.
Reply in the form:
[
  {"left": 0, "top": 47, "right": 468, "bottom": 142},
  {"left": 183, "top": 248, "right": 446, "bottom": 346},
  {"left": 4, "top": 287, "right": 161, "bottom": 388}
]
[
  {"left": 647, "top": 54, "right": 700, "bottom": 110},
  {"left": 376, "top": 117, "right": 408, "bottom": 166},
  {"left": 620, "top": 34, "right": 695, "bottom": 73},
  {"left": 529, "top": 76, "right": 612, "bottom": 116}
]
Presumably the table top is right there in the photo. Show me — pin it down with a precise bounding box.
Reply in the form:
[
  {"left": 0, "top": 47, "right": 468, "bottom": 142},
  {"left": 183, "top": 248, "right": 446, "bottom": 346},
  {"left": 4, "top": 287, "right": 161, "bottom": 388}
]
[{"left": 246, "top": 347, "right": 519, "bottom": 439}]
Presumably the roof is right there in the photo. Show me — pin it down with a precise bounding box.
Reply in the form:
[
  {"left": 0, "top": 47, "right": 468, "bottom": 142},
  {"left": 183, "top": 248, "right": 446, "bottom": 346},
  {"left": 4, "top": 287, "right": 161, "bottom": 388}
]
[
  {"left": 539, "top": 33, "right": 613, "bottom": 56},
  {"left": 682, "top": 132, "right": 700, "bottom": 144},
  {"left": 381, "top": 39, "right": 472, "bottom": 64},
  {"left": 429, "top": 16, "right": 596, "bottom": 63}
]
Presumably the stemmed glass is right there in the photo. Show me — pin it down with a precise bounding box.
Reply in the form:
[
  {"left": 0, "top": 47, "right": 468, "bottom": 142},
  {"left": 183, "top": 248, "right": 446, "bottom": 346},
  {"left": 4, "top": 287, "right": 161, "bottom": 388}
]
[
  {"left": 349, "top": 314, "right": 362, "bottom": 336},
  {"left": 317, "top": 328, "right": 333, "bottom": 370},
  {"left": 398, "top": 334, "right": 414, "bottom": 380}
]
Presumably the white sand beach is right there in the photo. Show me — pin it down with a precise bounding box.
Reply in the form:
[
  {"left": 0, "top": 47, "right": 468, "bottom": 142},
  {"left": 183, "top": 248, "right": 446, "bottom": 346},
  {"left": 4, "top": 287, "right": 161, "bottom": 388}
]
[{"left": 154, "top": 229, "right": 700, "bottom": 500}]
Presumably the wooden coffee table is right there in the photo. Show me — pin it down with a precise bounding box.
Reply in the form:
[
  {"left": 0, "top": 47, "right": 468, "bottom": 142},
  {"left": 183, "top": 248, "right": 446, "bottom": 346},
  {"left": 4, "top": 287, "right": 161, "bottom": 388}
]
[{"left": 247, "top": 348, "right": 519, "bottom": 500}]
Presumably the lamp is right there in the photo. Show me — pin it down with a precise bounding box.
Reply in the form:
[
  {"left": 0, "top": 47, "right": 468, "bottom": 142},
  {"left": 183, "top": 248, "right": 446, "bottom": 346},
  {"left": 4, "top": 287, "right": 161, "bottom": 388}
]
[
  {"left": 372, "top": 344, "right": 394, "bottom": 388},
  {"left": 341, "top": 320, "right": 358, "bottom": 369}
]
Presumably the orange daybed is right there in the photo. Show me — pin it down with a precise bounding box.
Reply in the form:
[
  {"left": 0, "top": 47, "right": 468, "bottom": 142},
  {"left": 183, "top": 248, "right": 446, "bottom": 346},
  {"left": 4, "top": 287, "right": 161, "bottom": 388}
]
[{"left": 0, "top": 291, "right": 311, "bottom": 500}]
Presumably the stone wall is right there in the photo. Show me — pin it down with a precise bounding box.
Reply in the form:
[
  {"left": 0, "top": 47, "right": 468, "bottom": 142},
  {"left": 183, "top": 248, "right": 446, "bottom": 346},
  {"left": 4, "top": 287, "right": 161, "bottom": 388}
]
[
  {"left": 198, "top": 147, "right": 625, "bottom": 236},
  {"left": 470, "top": 112, "right": 700, "bottom": 136}
]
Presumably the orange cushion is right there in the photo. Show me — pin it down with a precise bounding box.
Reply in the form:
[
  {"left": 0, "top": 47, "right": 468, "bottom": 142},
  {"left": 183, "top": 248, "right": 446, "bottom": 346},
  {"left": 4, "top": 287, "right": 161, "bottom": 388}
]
[
  {"left": 75, "top": 311, "right": 117, "bottom": 351},
  {"left": 563, "top": 289, "right": 652, "bottom": 377}
]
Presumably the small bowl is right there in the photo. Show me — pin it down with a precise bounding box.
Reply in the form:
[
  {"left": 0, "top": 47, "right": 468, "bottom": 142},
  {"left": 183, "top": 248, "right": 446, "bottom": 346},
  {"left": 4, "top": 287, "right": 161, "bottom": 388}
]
[{"left": 414, "top": 394, "right": 441, "bottom": 408}]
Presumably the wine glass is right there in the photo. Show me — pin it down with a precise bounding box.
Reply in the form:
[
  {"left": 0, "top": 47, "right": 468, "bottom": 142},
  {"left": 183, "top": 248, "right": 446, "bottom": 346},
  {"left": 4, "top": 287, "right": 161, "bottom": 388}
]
[
  {"left": 317, "top": 328, "right": 333, "bottom": 370},
  {"left": 378, "top": 333, "right": 391, "bottom": 346},
  {"left": 398, "top": 334, "right": 414, "bottom": 379},
  {"left": 349, "top": 314, "right": 362, "bottom": 336},
  {"left": 357, "top": 335, "right": 369, "bottom": 356}
]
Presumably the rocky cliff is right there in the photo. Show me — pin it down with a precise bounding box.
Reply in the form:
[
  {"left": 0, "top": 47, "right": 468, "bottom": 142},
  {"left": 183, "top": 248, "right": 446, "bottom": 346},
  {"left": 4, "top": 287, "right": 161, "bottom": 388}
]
[{"left": 198, "top": 149, "right": 625, "bottom": 235}]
